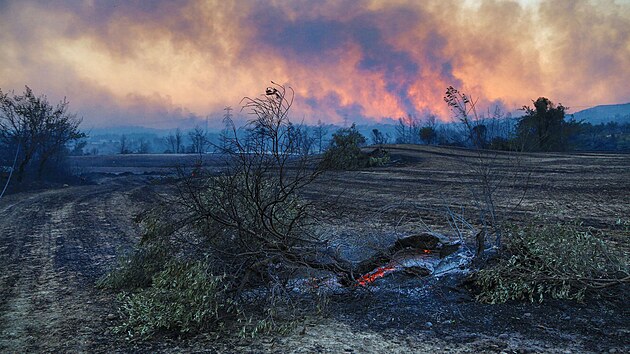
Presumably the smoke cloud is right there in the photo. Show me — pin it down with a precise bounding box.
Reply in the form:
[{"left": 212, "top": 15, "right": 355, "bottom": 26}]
[{"left": 1, "top": 0, "right": 628, "bottom": 128}]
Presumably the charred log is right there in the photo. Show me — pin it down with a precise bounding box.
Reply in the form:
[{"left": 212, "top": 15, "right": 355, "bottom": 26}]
[{"left": 355, "top": 233, "right": 461, "bottom": 277}]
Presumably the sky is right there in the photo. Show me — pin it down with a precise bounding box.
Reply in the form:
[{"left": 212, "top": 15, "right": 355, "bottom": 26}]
[{"left": 1, "top": 0, "right": 629, "bottom": 129}]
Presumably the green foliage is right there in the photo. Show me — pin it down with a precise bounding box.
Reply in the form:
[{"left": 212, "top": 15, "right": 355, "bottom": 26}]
[
  {"left": 320, "top": 123, "right": 374, "bottom": 169},
  {"left": 366, "top": 148, "right": 391, "bottom": 167},
  {"left": 97, "top": 213, "right": 175, "bottom": 290},
  {"left": 368, "top": 155, "right": 390, "bottom": 167},
  {"left": 113, "top": 259, "right": 236, "bottom": 339},
  {"left": 97, "top": 246, "right": 167, "bottom": 290},
  {"left": 102, "top": 217, "right": 301, "bottom": 340},
  {"left": 235, "top": 307, "right": 297, "bottom": 339},
  {"left": 475, "top": 223, "right": 628, "bottom": 303}
]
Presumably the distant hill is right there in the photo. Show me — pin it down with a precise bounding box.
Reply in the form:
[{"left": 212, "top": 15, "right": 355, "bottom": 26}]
[{"left": 571, "top": 103, "right": 630, "bottom": 124}]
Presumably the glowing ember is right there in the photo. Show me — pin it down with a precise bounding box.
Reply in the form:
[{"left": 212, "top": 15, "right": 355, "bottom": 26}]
[
  {"left": 291, "top": 242, "right": 467, "bottom": 292},
  {"left": 357, "top": 265, "right": 399, "bottom": 287},
  {"left": 356, "top": 249, "right": 436, "bottom": 286}
]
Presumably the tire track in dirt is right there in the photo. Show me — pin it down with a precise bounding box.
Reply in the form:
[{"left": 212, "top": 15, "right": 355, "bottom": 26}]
[{"left": 0, "top": 180, "right": 152, "bottom": 352}]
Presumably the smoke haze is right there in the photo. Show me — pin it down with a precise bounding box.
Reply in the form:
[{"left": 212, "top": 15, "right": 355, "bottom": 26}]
[{"left": 1, "top": 0, "right": 629, "bottom": 128}]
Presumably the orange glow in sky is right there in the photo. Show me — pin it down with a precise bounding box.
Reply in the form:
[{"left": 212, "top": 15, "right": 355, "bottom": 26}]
[{"left": 1, "top": 0, "right": 629, "bottom": 128}]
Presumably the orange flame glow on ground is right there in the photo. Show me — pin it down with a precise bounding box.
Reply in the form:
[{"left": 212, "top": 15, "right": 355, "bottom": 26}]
[
  {"left": 357, "top": 265, "right": 399, "bottom": 287},
  {"left": 356, "top": 249, "right": 434, "bottom": 286}
]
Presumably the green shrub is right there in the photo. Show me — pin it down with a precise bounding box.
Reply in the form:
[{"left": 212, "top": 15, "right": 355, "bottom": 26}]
[
  {"left": 320, "top": 124, "right": 368, "bottom": 170},
  {"left": 474, "top": 223, "right": 628, "bottom": 303},
  {"left": 320, "top": 124, "right": 390, "bottom": 170},
  {"left": 112, "top": 256, "right": 301, "bottom": 340},
  {"left": 97, "top": 247, "right": 166, "bottom": 290},
  {"left": 114, "top": 259, "right": 236, "bottom": 339},
  {"left": 367, "top": 149, "right": 390, "bottom": 167},
  {"left": 97, "top": 213, "right": 174, "bottom": 290}
]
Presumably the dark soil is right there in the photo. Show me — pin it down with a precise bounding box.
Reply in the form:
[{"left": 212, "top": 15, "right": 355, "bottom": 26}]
[
  {"left": 0, "top": 146, "right": 628, "bottom": 353},
  {"left": 326, "top": 274, "right": 628, "bottom": 353}
]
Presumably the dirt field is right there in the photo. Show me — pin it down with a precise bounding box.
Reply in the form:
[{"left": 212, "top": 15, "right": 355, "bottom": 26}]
[{"left": 0, "top": 146, "right": 628, "bottom": 353}]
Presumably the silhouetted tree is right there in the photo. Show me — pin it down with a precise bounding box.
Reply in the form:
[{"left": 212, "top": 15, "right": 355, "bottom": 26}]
[
  {"left": 119, "top": 135, "right": 131, "bottom": 154},
  {"left": 165, "top": 128, "right": 184, "bottom": 153},
  {"left": 395, "top": 114, "right": 421, "bottom": 144},
  {"left": 567, "top": 121, "right": 630, "bottom": 151},
  {"left": 516, "top": 97, "right": 569, "bottom": 151},
  {"left": 0, "top": 86, "right": 85, "bottom": 181},
  {"left": 188, "top": 125, "right": 209, "bottom": 154},
  {"left": 137, "top": 137, "right": 150, "bottom": 154},
  {"left": 70, "top": 140, "right": 87, "bottom": 156},
  {"left": 290, "top": 124, "right": 314, "bottom": 155},
  {"left": 471, "top": 124, "right": 488, "bottom": 148},
  {"left": 370, "top": 128, "right": 390, "bottom": 145},
  {"left": 286, "top": 122, "right": 299, "bottom": 154},
  {"left": 419, "top": 127, "right": 435, "bottom": 145},
  {"left": 312, "top": 119, "right": 329, "bottom": 153}
]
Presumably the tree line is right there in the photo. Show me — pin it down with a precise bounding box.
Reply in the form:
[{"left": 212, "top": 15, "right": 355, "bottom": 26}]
[
  {"left": 369, "top": 94, "right": 630, "bottom": 152},
  {"left": 2, "top": 85, "right": 627, "bottom": 185}
]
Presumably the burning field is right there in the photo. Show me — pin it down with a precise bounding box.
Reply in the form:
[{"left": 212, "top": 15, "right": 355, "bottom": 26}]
[{"left": 0, "top": 146, "right": 628, "bottom": 353}]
